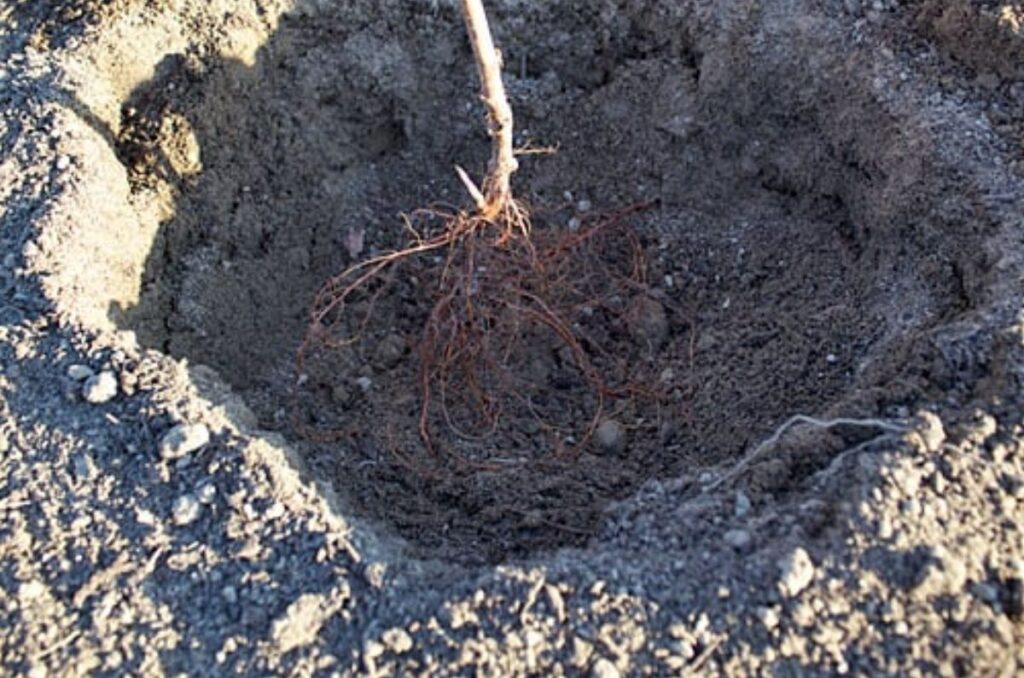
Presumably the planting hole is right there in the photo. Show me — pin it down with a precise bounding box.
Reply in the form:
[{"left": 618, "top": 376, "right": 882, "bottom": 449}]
[{"left": 56, "top": 2, "right": 997, "bottom": 563}]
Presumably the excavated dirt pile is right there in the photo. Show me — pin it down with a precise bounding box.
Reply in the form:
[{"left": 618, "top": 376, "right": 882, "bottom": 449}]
[{"left": 39, "top": 0, "right": 1017, "bottom": 564}]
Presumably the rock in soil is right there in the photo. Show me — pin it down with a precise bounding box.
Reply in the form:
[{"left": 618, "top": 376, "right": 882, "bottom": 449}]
[
  {"left": 373, "top": 333, "right": 406, "bottom": 369},
  {"left": 81, "top": 370, "right": 118, "bottom": 404},
  {"left": 66, "top": 363, "right": 94, "bottom": 381},
  {"left": 724, "top": 528, "right": 753, "bottom": 551},
  {"left": 159, "top": 423, "right": 211, "bottom": 460}
]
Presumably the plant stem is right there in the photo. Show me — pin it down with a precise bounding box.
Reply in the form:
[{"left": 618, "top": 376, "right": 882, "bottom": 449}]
[{"left": 459, "top": 0, "right": 518, "bottom": 219}]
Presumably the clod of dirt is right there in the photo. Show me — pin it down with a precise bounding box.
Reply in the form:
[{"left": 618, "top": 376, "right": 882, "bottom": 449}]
[
  {"left": 372, "top": 333, "right": 406, "bottom": 370},
  {"left": 625, "top": 296, "right": 668, "bottom": 350},
  {"left": 331, "top": 384, "right": 351, "bottom": 406},
  {"left": 594, "top": 419, "right": 626, "bottom": 455}
]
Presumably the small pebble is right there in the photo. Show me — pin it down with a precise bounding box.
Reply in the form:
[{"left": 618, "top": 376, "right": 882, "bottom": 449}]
[
  {"left": 159, "top": 423, "right": 210, "bottom": 460},
  {"left": 71, "top": 452, "right": 95, "bottom": 482},
  {"left": 221, "top": 585, "right": 238, "bottom": 605},
  {"left": 382, "top": 628, "right": 413, "bottom": 654},
  {"left": 18, "top": 580, "right": 47, "bottom": 601},
  {"left": 778, "top": 547, "right": 816, "bottom": 598},
  {"left": 757, "top": 606, "right": 780, "bottom": 631},
  {"left": 591, "top": 657, "right": 621, "bottom": 678},
  {"left": 594, "top": 419, "right": 626, "bottom": 454},
  {"left": 82, "top": 371, "right": 118, "bottom": 404},
  {"left": 135, "top": 507, "right": 157, "bottom": 526},
  {"left": 264, "top": 502, "right": 285, "bottom": 520},
  {"left": 66, "top": 364, "right": 94, "bottom": 381},
  {"left": 735, "top": 490, "right": 752, "bottom": 518},
  {"left": 363, "top": 640, "right": 385, "bottom": 662},
  {"left": 973, "top": 582, "right": 1000, "bottom": 604},
  {"left": 724, "top": 528, "right": 752, "bottom": 551},
  {"left": 196, "top": 483, "right": 217, "bottom": 504},
  {"left": 916, "top": 411, "right": 946, "bottom": 453},
  {"left": 55, "top": 155, "right": 71, "bottom": 171},
  {"left": 355, "top": 376, "right": 373, "bottom": 392},
  {"left": 373, "top": 334, "right": 406, "bottom": 369},
  {"left": 172, "top": 494, "right": 201, "bottom": 526}
]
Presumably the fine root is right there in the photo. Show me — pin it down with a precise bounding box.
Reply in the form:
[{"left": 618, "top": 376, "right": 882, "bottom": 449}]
[
  {"left": 707, "top": 415, "right": 910, "bottom": 491},
  {"left": 293, "top": 203, "right": 662, "bottom": 476}
]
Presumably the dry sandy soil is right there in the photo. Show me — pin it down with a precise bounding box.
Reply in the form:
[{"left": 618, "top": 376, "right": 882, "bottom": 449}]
[{"left": 1, "top": 0, "right": 1024, "bottom": 675}]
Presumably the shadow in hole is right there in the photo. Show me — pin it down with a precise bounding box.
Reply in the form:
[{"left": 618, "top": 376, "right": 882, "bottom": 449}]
[{"left": 107, "top": 28, "right": 479, "bottom": 396}]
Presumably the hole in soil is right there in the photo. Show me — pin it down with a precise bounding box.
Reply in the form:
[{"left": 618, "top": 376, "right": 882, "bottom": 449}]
[{"left": 70, "top": 2, "right": 996, "bottom": 564}]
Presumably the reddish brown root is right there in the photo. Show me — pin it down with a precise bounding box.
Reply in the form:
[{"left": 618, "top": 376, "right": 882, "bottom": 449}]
[{"left": 293, "top": 200, "right": 668, "bottom": 478}]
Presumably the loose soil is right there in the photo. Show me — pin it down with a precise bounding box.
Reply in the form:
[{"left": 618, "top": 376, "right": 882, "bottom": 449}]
[{"left": 42, "top": 0, "right": 1004, "bottom": 563}]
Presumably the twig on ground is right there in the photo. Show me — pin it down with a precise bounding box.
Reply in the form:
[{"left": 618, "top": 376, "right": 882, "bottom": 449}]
[
  {"left": 684, "top": 636, "right": 725, "bottom": 676},
  {"left": 33, "top": 630, "right": 81, "bottom": 661}
]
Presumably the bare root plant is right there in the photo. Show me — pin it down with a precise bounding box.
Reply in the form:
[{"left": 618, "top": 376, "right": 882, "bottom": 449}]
[{"left": 294, "top": 0, "right": 664, "bottom": 477}]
